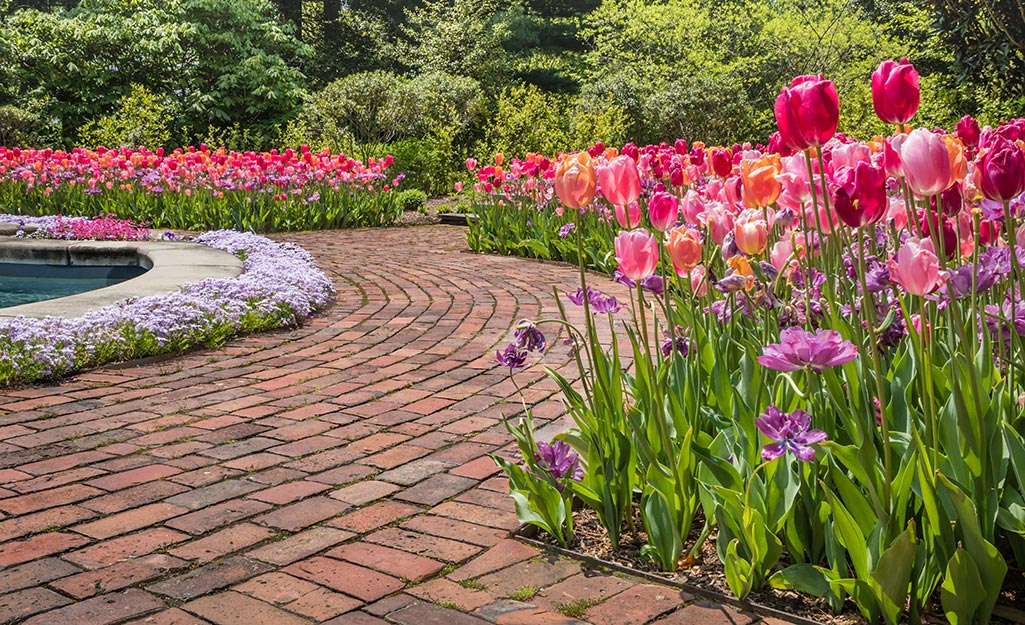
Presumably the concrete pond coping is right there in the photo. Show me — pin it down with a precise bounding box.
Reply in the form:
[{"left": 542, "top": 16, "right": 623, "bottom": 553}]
[{"left": 0, "top": 237, "right": 245, "bottom": 319}]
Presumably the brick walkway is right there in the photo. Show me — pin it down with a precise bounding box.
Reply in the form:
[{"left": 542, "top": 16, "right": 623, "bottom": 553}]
[{"left": 0, "top": 226, "right": 768, "bottom": 625}]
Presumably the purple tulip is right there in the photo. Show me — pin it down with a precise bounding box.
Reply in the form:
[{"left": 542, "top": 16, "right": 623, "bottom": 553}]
[
  {"left": 496, "top": 343, "right": 528, "bottom": 369},
  {"left": 514, "top": 322, "right": 546, "bottom": 352},
  {"left": 757, "top": 326, "right": 858, "bottom": 372},
  {"left": 756, "top": 406, "right": 827, "bottom": 462},
  {"left": 534, "top": 440, "right": 584, "bottom": 490}
]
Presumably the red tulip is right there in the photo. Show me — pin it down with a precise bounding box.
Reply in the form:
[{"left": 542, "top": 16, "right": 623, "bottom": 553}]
[
  {"left": 977, "top": 136, "right": 1025, "bottom": 202},
  {"left": 614, "top": 229, "right": 659, "bottom": 281},
  {"left": 773, "top": 75, "right": 840, "bottom": 152},
  {"left": 711, "top": 148, "right": 733, "bottom": 177},
  {"left": 597, "top": 155, "right": 642, "bottom": 207},
  {"left": 871, "top": 58, "right": 920, "bottom": 124}
]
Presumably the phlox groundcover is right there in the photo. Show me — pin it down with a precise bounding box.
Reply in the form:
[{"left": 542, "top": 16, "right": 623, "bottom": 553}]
[{"left": 0, "top": 215, "right": 333, "bottom": 386}]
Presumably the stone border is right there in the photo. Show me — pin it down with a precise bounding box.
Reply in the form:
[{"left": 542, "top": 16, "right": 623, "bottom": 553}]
[{"left": 0, "top": 238, "right": 244, "bottom": 319}]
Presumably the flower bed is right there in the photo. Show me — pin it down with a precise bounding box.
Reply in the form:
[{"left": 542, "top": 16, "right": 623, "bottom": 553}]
[
  {"left": 0, "top": 215, "right": 333, "bottom": 386},
  {"left": 0, "top": 146, "right": 403, "bottom": 232},
  {"left": 486, "top": 61, "right": 1025, "bottom": 625}
]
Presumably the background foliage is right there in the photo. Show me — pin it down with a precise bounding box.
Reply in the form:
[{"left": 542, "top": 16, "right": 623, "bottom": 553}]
[{"left": 1, "top": 0, "right": 1022, "bottom": 192}]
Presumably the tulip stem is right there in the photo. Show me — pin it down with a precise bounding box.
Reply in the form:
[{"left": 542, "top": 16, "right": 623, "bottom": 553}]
[{"left": 857, "top": 226, "right": 892, "bottom": 520}]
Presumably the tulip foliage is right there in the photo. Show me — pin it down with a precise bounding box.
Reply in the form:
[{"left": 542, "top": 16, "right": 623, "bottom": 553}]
[{"left": 483, "top": 63, "right": 1025, "bottom": 624}]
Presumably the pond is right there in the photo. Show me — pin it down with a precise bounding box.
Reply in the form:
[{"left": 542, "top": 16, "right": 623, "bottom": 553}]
[{"left": 0, "top": 262, "right": 148, "bottom": 308}]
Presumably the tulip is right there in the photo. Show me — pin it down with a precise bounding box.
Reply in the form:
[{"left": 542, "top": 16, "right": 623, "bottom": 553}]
[
  {"left": 711, "top": 148, "right": 733, "bottom": 177},
  {"left": 889, "top": 237, "right": 945, "bottom": 295},
  {"left": 734, "top": 209, "right": 770, "bottom": 255},
  {"left": 897, "top": 128, "right": 952, "bottom": 196},
  {"left": 944, "top": 135, "right": 968, "bottom": 185},
  {"left": 614, "top": 229, "right": 659, "bottom": 281},
  {"left": 956, "top": 115, "right": 981, "bottom": 150},
  {"left": 688, "top": 265, "right": 708, "bottom": 296},
  {"left": 597, "top": 155, "right": 642, "bottom": 207},
  {"left": 615, "top": 201, "right": 642, "bottom": 228},
  {"left": 681, "top": 189, "right": 705, "bottom": 223},
  {"left": 554, "top": 152, "right": 596, "bottom": 209},
  {"left": 774, "top": 75, "right": 840, "bottom": 152},
  {"left": 918, "top": 210, "right": 957, "bottom": 259},
  {"left": 834, "top": 162, "right": 888, "bottom": 228},
  {"left": 977, "top": 136, "right": 1025, "bottom": 202},
  {"left": 667, "top": 227, "right": 703, "bottom": 273},
  {"left": 871, "top": 58, "right": 920, "bottom": 125},
  {"left": 648, "top": 192, "right": 680, "bottom": 232},
  {"left": 740, "top": 156, "right": 782, "bottom": 208}
]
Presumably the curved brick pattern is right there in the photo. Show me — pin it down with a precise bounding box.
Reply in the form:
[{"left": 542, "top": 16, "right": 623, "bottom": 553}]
[{"left": 0, "top": 226, "right": 781, "bottom": 625}]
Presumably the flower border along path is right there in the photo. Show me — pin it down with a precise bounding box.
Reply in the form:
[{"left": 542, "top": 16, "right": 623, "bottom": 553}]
[{"left": 0, "top": 226, "right": 769, "bottom": 625}]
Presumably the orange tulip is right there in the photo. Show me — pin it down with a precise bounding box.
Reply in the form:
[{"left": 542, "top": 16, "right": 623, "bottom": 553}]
[
  {"left": 554, "top": 152, "right": 597, "bottom": 209},
  {"left": 740, "top": 156, "right": 782, "bottom": 208},
  {"left": 667, "top": 227, "right": 703, "bottom": 273},
  {"left": 943, "top": 135, "right": 967, "bottom": 185}
]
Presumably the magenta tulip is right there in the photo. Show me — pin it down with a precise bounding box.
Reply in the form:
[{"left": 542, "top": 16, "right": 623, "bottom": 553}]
[
  {"left": 834, "top": 162, "right": 888, "bottom": 228},
  {"left": 614, "top": 229, "right": 659, "bottom": 281},
  {"left": 897, "top": 128, "right": 952, "bottom": 196},
  {"left": 774, "top": 75, "right": 840, "bottom": 151},
  {"left": 871, "top": 58, "right": 920, "bottom": 125},
  {"left": 956, "top": 115, "right": 981, "bottom": 149},
  {"left": 598, "top": 155, "right": 642, "bottom": 208},
  {"left": 977, "top": 136, "right": 1025, "bottom": 202},
  {"left": 648, "top": 191, "right": 680, "bottom": 232}
]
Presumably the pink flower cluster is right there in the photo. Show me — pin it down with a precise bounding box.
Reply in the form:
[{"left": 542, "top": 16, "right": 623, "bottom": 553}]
[{"left": 0, "top": 145, "right": 402, "bottom": 201}]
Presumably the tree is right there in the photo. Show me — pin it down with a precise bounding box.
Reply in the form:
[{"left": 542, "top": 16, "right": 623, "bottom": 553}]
[
  {"left": 928, "top": 0, "right": 1025, "bottom": 99},
  {"left": 0, "top": 0, "right": 309, "bottom": 146}
]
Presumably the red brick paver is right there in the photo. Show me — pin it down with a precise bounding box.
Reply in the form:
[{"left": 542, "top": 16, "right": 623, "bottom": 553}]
[{"left": 0, "top": 227, "right": 789, "bottom": 625}]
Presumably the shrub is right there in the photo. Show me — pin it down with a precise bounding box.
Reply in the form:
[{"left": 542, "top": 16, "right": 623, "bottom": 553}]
[
  {"left": 0, "top": 105, "right": 43, "bottom": 147},
  {"left": 396, "top": 188, "right": 428, "bottom": 212},
  {"left": 78, "top": 85, "right": 174, "bottom": 149}
]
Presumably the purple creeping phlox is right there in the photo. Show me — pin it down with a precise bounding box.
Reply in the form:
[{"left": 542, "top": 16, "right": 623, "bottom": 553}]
[
  {"left": 757, "top": 326, "right": 858, "bottom": 372},
  {"left": 534, "top": 440, "right": 584, "bottom": 490},
  {"left": 756, "top": 406, "right": 828, "bottom": 462},
  {"left": 0, "top": 217, "right": 333, "bottom": 385}
]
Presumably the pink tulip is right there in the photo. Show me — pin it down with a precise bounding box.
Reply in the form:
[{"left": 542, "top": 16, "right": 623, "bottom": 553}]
[
  {"left": 774, "top": 75, "right": 840, "bottom": 151},
  {"left": 688, "top": 264, "right": 708, "bottom": 297},
  {"left": 889, "top": 237, "right": 945, "bottom": 295},
  {"left": 465, "top": 158, "right": 477, "bottom": 170},
  {"left": 681, "top": 189, "right": 705, "bottom": 223},
  {"left": 597, "top": 155, "right": 642, "bottom": 207},
  {"left": 615, "top": 201, "right": 642, "bottom": 228},
  {"left": 871, "top": 58, "right": 920, "bottom": 125},
  {"left": 648, "top": 191, "right": 680, "bottom": 231},
  {"left": 956, "top": 116, "right": 981, "bottom": 150},
  {"left": 614, "top": 229, "right": 660, "bottom": 281},
  {"left": 897, "top": 129, "right": 952, "bottom": 196}
]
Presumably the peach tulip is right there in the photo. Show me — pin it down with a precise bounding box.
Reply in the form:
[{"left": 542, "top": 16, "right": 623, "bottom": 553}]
[
  {"left": 734, "top": 208, "right": 770, "bottom": 255},
  {"left": 667, "top": 227, "right": 703, "bottom": 273},
  {"left": 741, "top": 156, "right": 782, "bottom": 208},
  {"left": 554, "top": 152, "right": 596, "bottom": 209}
]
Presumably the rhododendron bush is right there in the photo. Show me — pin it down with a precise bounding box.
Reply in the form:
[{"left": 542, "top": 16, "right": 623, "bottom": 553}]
[
  {"left": 483, "top": 62, "right": 1025, "bottom": 624},
  {"left": 0, "top": 145, "right": 403, "bottom": 232}
]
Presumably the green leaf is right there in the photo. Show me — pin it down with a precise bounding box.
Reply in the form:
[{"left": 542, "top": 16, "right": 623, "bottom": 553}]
[
  {"left": 870, "top": 523, "right": 916, "bottom": 625},
  {"left": 769, "top": 564, "right": 831, "bottom": 597},
  {"left": 724, "top": 538, "right": 754, "bottom": 600},
  {"left": 941, "top": 548, "right": 986, "bottom": 625}
]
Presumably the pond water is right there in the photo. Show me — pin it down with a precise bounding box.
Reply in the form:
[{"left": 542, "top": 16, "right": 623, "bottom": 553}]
[{"left": 0, "top": 262, "right": 147, "bottom": 308}]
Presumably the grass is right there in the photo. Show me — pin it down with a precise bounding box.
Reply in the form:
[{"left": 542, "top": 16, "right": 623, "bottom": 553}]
[
  {"left": 457, "top": 578, "right": 486, "bottom": 590},
  {"left": 507, "top": 585, "right": 541, "bottom": 601},
  {"left": 555, "top": 597, "right": 604, "bottom": 618}
]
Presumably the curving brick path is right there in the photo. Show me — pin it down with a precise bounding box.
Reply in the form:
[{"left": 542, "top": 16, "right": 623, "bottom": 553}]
[{"left": 0, "top": 226, "right": 771, "bottom": 625}]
